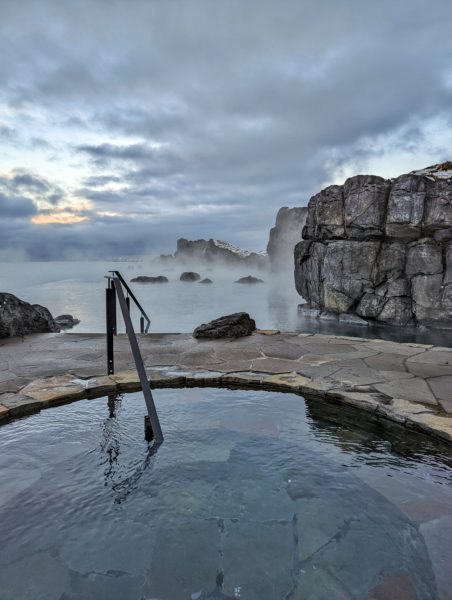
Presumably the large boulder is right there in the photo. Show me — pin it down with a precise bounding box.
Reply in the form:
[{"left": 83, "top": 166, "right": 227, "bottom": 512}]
[
  {"left": 295, "top": 162, "right": 452, "bottom": 328},
  {"left": 267, "top": 206, "right": 307, "bottom": 270},
  {"left": 193, "top": 312, "right": 256, "bottom": 339},
  {"left": 54, "top": 314, "right": 80, "bottom": 329},
  {"left": 0, "top": 293, "right": 59, "bottom": 338}
]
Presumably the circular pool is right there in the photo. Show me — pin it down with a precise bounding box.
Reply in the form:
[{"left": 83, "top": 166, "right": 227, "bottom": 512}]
[{"left": 0, "top": 388, "right": 450, "bottom": 599}]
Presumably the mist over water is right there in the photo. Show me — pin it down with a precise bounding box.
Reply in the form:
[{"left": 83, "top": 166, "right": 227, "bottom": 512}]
[
  {"left": 1, "top": 260, "right": 451, "bottom": 347},
  {"left": 0, "top": 260, "right": 300, "bottom": 333}
]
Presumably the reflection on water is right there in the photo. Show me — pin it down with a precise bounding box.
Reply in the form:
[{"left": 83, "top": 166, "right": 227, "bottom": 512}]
[
  {"left": 1, "top": 260, "right": 451, "bottom": 346},
  {"left": 0, "top": 388, "right": 451, "bottom": 599}
]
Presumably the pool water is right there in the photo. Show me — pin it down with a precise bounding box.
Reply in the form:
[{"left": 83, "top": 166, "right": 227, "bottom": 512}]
[{"left": 0, "top": 388, "right": 451, "bottom": 600}]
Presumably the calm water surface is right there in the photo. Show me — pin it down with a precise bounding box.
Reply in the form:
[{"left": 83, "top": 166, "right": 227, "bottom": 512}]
[
  {"left": 0, "top": 388, "right": 451, "bottom": 599},
  {"left": 1, "top": 260, "right": 451, "bottom": 346}
]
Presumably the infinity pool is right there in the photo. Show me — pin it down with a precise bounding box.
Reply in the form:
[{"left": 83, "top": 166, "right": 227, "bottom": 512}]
[{"left": 0, "top": 388, "right": 451, "bottom": 600}]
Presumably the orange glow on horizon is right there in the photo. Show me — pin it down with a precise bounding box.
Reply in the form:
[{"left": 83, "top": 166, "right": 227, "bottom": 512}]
[{"left": 31, "top": 213, "right": 89, "bottom": 225}]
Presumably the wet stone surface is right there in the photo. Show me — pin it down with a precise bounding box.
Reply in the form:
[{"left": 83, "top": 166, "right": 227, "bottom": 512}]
[{"left": 0, "top": 331, "right": 451, "bottom": 443}]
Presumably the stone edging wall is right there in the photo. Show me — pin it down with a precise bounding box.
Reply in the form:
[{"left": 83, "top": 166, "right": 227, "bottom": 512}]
[{"left": 1, "top": 368, "right": 451, "bottom": 444}]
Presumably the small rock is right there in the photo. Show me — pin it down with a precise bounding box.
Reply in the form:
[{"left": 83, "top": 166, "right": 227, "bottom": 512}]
[
  {"left": 234, "top": 276, "right": 264, "bottom": 284},
  {"left": 131, "top": 275, "right": 168, "bottom": 283},
  {"left": 199, "top": 278, "right": 213, "bottom": 284},
  {"left": 180, "top": 271, "right": 201, "bottom": 282},
  {"left": 193, "top": 312, "right": 256, "bottom": 339},
  {"left": 54, "top": 314, "right": 80, "bottom": 329}
]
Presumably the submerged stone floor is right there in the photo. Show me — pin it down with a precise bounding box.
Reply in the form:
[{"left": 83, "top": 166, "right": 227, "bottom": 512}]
[{"left": 0, "top": 330, "right": 451, "bottom": 443}]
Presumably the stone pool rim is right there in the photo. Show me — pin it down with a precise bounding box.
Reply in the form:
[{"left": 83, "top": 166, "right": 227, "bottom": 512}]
[{"left": 1, "top": 365, "right": 452, "bottom": 445}]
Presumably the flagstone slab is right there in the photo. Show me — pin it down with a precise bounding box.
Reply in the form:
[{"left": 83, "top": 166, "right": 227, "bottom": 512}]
[
  {"left": 376, "top": 399, "right": 435, "bottom": 424},
  {"left": 111, "top": 370, "right": 141, "bottom": 391},
  {"left": 250, "top": 357, "right": 299, "bottom": 373},
  {"left": 407, "top": 349, "right": 452, "bottom": 365},
  {"left": 0, "top": 403, "right": 10, "bottom": 421},
  {"left": 407, "top": 361, "right": 452, "bottom": 379},
  {"left": 211, "top": 360, "right": 253, "bottom": 373},
  {"left": 263, "top": 372, "right": 312, "bottom": 392},
  {"left": 214, "top": 346, "right": 262, "bottom": 361},
  {"left": 0, "top": 393, "right": 42, "bottom": 416},
  {"left": 427, "top": 376, "right": 452, "bottom": 413},
  {"left": 364, "top": 353, "right": 409, "bottom": 372},
  {"left": 374, "top": 378, "right": 438, "bottom": 406},
  {"left": 379, "top": 370, "right": 415, "bottom": 381},
  {"left": 261, "top": 342, "right": 307, "bottom": 360},
  {"left": 328, "top": 365, "right": 388, "bottom": 387},
  {"left": 20, "top": 374, "right": 86, "bottom": 405},
  {"left": 406, "top": 412, "right": 452, "bottom": 443}
]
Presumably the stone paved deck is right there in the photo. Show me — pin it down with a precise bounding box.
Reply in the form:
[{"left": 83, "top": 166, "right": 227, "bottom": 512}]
[{"left": 1, "top": 331, "right": 452, "bottom": 443}]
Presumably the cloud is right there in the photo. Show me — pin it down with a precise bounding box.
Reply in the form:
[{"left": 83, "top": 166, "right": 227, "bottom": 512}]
[
  {"left": 78, "top": 142, "right": 151, "bottom": 162},
  {"left": 0, "top": 0, "right": 451, "bottom": 259},
  {"left": 0, "top": 192, "right": 37, "bottom": 218},
  {"left": 0, "top": 169, "right": 65, "bottom": 210}
]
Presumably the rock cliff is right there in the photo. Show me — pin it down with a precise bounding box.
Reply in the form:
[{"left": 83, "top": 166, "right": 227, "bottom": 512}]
[
  {"left": 0, "top": 293, "right": 59, "bottom": 338},
  {"left": 294, "top": 162, "right": 452, "bottom": 328},
  {"left": 175, "top": 238, "right": 267, "bottom": 269},
  {"left": 267, "top": 207, "right": 307, "bottom": 270}
]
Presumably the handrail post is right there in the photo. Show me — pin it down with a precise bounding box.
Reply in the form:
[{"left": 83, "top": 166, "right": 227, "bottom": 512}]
[{"left": 106, "top": 282, "right": 115, "bottom": 375}]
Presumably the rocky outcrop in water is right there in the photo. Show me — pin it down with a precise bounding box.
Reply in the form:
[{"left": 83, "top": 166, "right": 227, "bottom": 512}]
[
  {"left": 294, "top": 163, "right": 452, "bottom": 328},
  {"left": 180, "top": 271, "right": 201, "bottom": 282},
  {"left": 193, "top": 312, "right": 256, "bottom": 338},
  {"left": 235, "top": 276, "right": 264, "bottom": 284},
  {"left": 267, "top": 207, "right": 307, "bottom": 270},
  {"left": 175, "top": 238, "right": 267, "bottom": 269},
  {"left": 0, "top": 293, "right": 59, "bottom": 338},
  {"left": 131, "top": 275, "right": 168, "bottom": 283}
]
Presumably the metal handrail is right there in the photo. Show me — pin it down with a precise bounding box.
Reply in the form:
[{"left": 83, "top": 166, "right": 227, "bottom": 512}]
[
  {"left": 105, "top": 272, "right": 163, "bottom": 442},
  {"left": 114, "top": 276, "right": 163, "bottom": 443},
  {"left": 108, "top": 270, "right": 151, "bottom": 333}
]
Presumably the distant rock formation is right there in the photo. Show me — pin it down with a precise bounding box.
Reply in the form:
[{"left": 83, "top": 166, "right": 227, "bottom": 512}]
[
  {"left": 131, "top": 275, "right": 168, "bottom": 283},
  {"left": 0, "top": 292, "right": 59, "bottom": 338},
  {"left": 267, "top": 207, "right": 307, "bottom": 270},
  {"left": 235, "top": 276, "right": 264, "bottom": 284},
  {"left": 199, "top": 278, "right": 213, "bottom": 284},
  {"left": 180, "top": 271, "right": 201, "bottom": 282},
  {"left": 175, "top": 238, "right": 267, "bottom": 269},
  {"left": 294, "top": 163, "right": 452, "bottom": 328},
  {"left": 193, "top": 312, "right": 256, "bottom": 338}
]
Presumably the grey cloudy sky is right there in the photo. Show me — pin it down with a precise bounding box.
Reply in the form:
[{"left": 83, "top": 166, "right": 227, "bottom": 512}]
[{"left": 1, "top": 0, "right": 451, "bottom": 260}]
